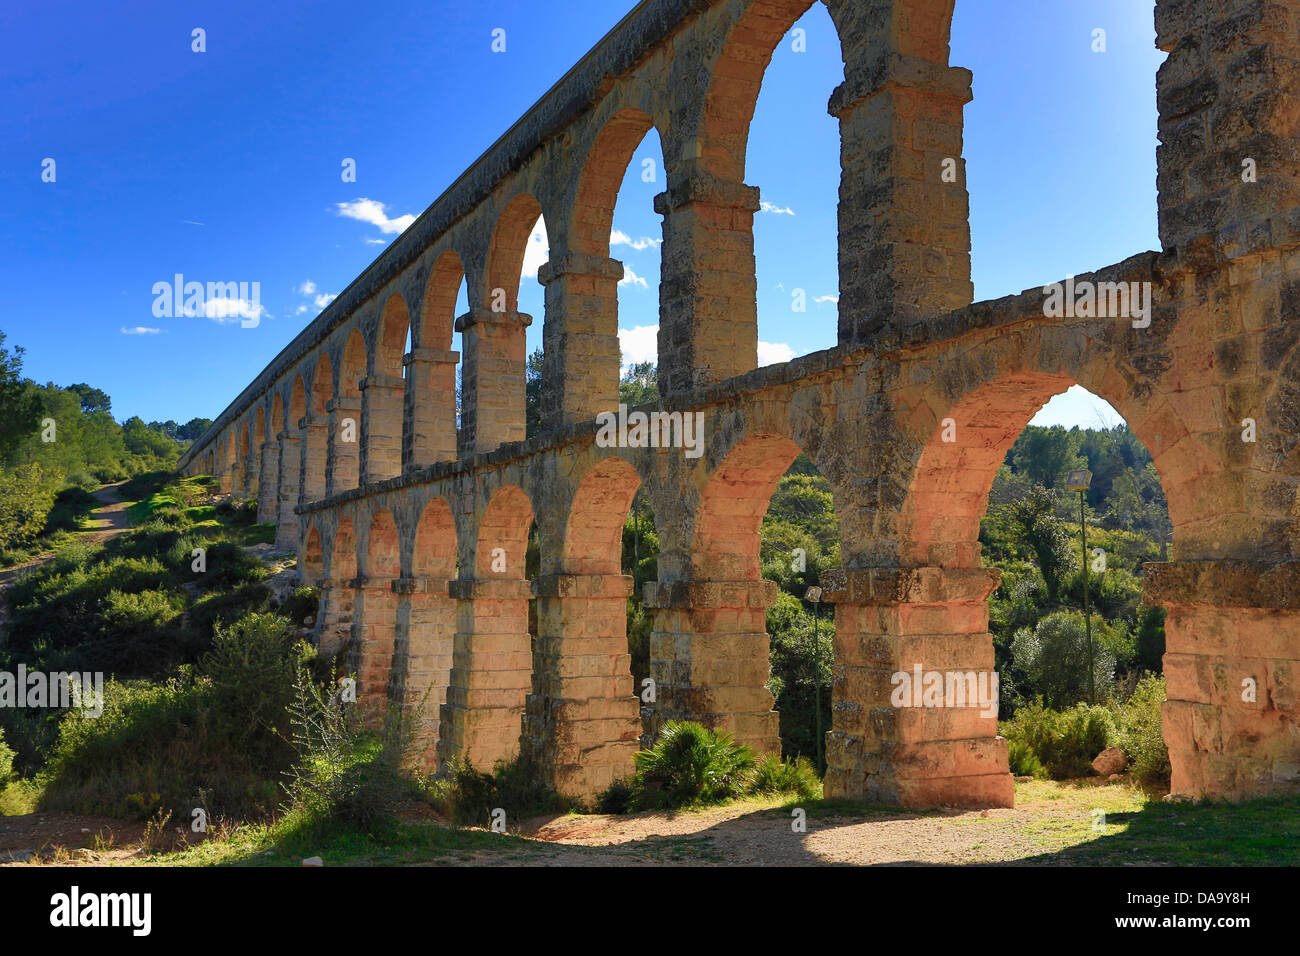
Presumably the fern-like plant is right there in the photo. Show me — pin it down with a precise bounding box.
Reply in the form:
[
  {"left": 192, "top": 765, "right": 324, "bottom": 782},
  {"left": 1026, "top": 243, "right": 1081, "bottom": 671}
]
[{"left": 631, "top": 721, "right": 756, "bottom": 809}]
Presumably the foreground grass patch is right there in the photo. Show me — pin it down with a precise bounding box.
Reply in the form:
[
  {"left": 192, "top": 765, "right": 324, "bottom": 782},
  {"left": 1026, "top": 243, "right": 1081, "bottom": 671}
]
[{"left": 144, "top": 816, "right": 544, "bottom": 867}]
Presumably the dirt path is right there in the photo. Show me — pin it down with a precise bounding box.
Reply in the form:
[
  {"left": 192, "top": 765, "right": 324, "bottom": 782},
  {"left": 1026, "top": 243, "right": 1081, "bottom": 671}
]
[
  {"left": 0, "top": 482, "right": 131, "bottom": 591},
  {"left": 0, "top": 779, "right": 1146, "bottom": 866}
]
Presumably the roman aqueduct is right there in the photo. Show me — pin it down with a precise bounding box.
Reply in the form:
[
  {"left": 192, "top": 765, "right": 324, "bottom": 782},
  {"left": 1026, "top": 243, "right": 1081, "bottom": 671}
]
[{"left": 178, "top": 0, "right": 1300, "bottom": 806}]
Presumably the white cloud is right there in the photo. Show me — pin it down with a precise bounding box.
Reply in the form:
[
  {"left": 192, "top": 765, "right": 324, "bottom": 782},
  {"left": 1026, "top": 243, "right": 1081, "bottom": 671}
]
[
  {"left": 758, "top": 341, "right": 795, "bottom": 366},
  {"left": 760, "top": 202, "right": 796, "bottom": 216},
  {"left": 814, "top": 294, "right": 839, "bottom": 305},
  {"left": 618, "top": 325, "right": 659, "bottom": 367},
  {"left": 611, "top": 230, "right": 661, "bottom": 252},
  {"left": 521, "top": 217, "right": 550, "bottom": 279},
  {"left": 619, "top": 264, "right": 648, "bottom": 288},
  {"left": 364, "top": 238, "right": 387, "bottom": 246},
  {"left": 297, "top": 280, "right": 317, "bottom": 295},
  {"left": 314, "top": 293, "right": 337, "bottom": 309},
  {"left": 295, "top": 305, "right": 309, "bottom": 315},
  {"left": 335, "top": 198, "right": 417, "bottom": 235},
  {"left": 121, "top": 326, "right": 164, "bottom": 335},
  {"left": 185, "top": 297, "right": 268, "bottom": 324}
]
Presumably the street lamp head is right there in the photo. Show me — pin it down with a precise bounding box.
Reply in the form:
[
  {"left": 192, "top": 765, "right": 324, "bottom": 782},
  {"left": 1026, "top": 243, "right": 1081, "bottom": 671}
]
[
  {"left": 1065, "top": 468, "right": 1092, "bottom": 492},
  {"left": 805, "top": 586, "right": 823, "bottom": 604}
]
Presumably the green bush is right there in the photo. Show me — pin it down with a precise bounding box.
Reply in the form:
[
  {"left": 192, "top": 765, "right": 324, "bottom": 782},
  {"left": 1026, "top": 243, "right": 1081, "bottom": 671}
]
[
  {"left": 595, "top": 776, "right": 635, "bottom": 815},
  {"left": 750, "top": 754, "right": 821, "bottom": 801},
  {"left": 40, "top": 612, "right": 310, "bottom": 819},
  {"left": 629, "top": 721, "right": 756, "bottom": 810},
  {"left": 280, "top": 670, "right": 431, "bottom": 838},
  {"left": 45, "top": 485, "right": 99, "bottom": 532},
  {"left": 1006, "top": 737, "right": 1046, "bottom": 778},
  {"left": 199, "top": 540, "right": 265, "bottom": 589},
  {"left": 189, "top": 582, "right": 275, "bottom": 640},
  {"left": 1001, "top": 699, "right": 1115, "bottom": 780},
  {"left": 439, "top": 755, "right": 569, "bottom": 826},
  {"left": 0, "top": 463, "right": 57, "bottom": 550},
  {"left": 0, "top": 727, "right": 15, "bottom": 789},
  {"left": 1115, "top": 674, "right": 1171, "bottom": 788},
  {"left": 280, "top": 585, "right": 320, "bottom": 626}
]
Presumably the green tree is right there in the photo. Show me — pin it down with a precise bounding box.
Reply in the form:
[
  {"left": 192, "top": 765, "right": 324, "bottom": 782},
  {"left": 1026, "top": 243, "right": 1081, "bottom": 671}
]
[
  {"left": 524, "top": 348, "right": 544, "bottom": 437},
  {"left": 619, "top": 362, "right": 659, "bottom": 406},
  {"left": 1006, "top": 485, "right": 1076, "bottom": 603},
  {"left": 67, "top": 383, "right": 112, "bottom": 415},
  {"left": 0, "top": 332, "right": 41, "bottom": 464},
  {"left": 1010, "top": 425, "right": 1086, "bottom": 488}
]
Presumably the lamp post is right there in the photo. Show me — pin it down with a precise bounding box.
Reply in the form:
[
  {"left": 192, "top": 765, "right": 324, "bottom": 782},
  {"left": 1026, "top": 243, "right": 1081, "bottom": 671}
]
[
  {"left": 1065, "top": 469, "right": 1094, "bottom": 705},
  {"left": 805, "top": 585, "right": 824, "bottom": 772}
]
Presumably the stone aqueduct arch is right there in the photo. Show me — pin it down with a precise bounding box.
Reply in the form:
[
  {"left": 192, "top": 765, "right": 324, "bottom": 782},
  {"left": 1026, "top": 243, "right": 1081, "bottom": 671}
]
[{"left": 180, "top": 0, "right": 1300, "bottom": 804}]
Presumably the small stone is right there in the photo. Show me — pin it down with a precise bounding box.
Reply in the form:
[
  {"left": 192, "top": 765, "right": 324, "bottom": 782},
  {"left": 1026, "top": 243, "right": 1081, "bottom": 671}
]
[
  {"left": 302, "top": 856, "right": 324, "bottom": 867},
  {"left": 1108, "top": 773, "right": 1121, "bottom": 782}
]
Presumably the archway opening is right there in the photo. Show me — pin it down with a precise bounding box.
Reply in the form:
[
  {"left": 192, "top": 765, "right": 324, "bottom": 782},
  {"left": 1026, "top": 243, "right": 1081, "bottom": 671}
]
[
  {"left": 759, "top": 451, "right": 842, "bottom": 773},
  {"left": 747, "top": 1, "right": 844, "bottom": 365},
  {"left": 950, "top": 1, "right": 1164, "bottom": 299},
  {"left": 902, "top": 378, "right": 1173, "bottom": 797}
]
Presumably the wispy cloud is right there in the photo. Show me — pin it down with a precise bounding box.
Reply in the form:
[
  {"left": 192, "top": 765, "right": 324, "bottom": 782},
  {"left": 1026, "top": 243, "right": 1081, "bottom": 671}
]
[
  {"left": 611, "top": 230, "right": 661, "bottom": 252},
  {"left": 619, "top": 264, "right": 648, "bottom": 288},
  {"left": 295, "top": 280, "right": 337, "bottom": 317},
  {"left": 121, "top": 326, "right": 165, "bottom": 335},
  {"left": 364, "top": 238, "right": 387, "bottom": 246},
  {"left": 814, "top": 294, "right": 839, "bottom": 305},
  {"left": 335, "top": 198, "right": 416, "bottom": 235},
  {"left": 180, "top": 220, "right": 205, "bottom": 227},
  {"left": 760, "top": 201, "right": 796, "bottom": 216}
]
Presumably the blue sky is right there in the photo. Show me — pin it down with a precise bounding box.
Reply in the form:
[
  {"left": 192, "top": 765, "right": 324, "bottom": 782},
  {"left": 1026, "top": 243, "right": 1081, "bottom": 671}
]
[{"left": 1, "top": 0, "right": 1163, "bottom": 429}]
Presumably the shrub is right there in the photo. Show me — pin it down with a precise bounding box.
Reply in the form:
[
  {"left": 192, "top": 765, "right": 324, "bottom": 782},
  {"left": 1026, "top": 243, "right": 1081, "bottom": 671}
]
[
  {"left": 0, "top": 463, "right": 57, "bottom": 550},
  {"left": 201, "top": 613, "right": 310, "bottom": 759},
  {"left": 198, "top": 540, "right": 265, "bottom": 589},
  {"left": 437, "top": 753, "right": 568, "bottom": 826},
  {"left": 1001, "top": 699, "right": 1115, "bottom": 780},
  {"left": 280, "top": 585, "right": 320, "bottom": 626},
  {"left": 280, "top": 669, "right": 427, "bottom": 839},
  {"left": 45, "top": 485, "right": 99, "bottom": 532},
  {"left": 189, "top": 583, "right": 275, "bottom": 640},
  {"left": 1115, "top": 674, "right": 1171, "bottom": 788},
  {"left": 750, "top": 754, "right": 821, "bottom": 801},
  {"left": 595, "top": 776, "right": 635, "bottom": 815},
  {"left": 1010, "top": 611, "right": 1117, "bottom": 708},
  {"left": 630, "top": 721, "right": 756, "bottom": 810},
  {"left": 40, "top": 612, "right": 308, "bottom": 819},
  {"left": 1006, "top": 737, "right": 1046, "bottom": 778},
  {"left": 0, "top": 727, "right": 15, "bottom": 790}
]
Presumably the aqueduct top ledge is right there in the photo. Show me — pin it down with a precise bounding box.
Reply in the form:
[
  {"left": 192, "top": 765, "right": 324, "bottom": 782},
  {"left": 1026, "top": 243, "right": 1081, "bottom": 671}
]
[{"left": 178, "top": 0, "right": 804, "bottom": 462}]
